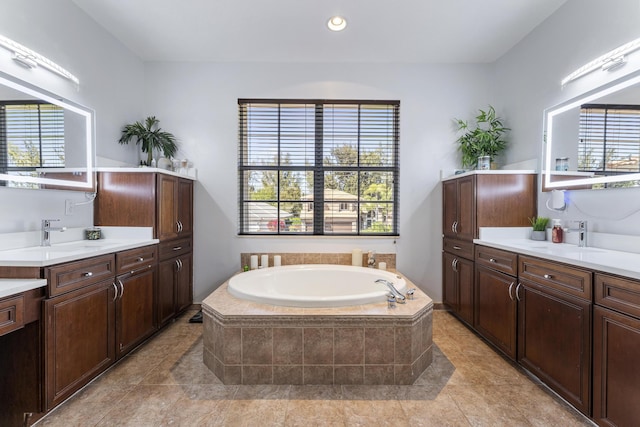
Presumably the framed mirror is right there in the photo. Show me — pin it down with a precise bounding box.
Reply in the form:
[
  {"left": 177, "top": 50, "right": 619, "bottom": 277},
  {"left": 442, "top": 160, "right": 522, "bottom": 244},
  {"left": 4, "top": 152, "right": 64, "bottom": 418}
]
[
  {"left": 543, "top": 71, "right": 640, "bottom": 191},
  {"left": 0, "top": 70, "right": 95, "bottom": 190}
]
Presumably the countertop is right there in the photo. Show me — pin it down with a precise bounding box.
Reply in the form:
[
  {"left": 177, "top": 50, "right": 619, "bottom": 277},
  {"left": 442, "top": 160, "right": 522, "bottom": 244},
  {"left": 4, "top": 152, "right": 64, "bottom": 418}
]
[
  {"left": 475, "top": 237, "right": 640, "bottom": 280},
  {"left": 0, "top": 278, "right": 47, "bottom": 299},
  {"left": 0, "top": 238, "right": 159, "bottom": 267}
]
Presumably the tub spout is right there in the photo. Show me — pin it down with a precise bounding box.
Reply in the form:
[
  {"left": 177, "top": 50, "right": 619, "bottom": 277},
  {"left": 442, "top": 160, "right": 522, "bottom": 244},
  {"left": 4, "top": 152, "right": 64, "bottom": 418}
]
[{"left": 376, "top": 279, "right": 405, "bottom": 303}]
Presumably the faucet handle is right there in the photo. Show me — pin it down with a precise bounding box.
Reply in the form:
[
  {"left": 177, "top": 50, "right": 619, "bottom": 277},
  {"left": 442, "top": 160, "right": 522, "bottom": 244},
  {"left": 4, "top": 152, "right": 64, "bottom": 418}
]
[{"left": 406, "top": 288, "right": 416, "bottom": 300}]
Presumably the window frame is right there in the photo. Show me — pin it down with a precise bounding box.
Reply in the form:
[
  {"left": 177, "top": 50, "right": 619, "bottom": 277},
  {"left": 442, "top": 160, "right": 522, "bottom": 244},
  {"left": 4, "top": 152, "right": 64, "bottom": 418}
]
[
  {"left": 0, "top": 100, "right": 65, "bottom": 177},
  {"left": 238, "top": 98, "right": 400, "bottom": 236}
]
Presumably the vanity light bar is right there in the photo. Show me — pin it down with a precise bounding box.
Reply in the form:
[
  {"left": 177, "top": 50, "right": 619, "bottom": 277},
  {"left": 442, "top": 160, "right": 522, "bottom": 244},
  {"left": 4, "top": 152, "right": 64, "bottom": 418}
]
[
  {"left": 561, "top": 37, "right": 640, "bottom": 86},
  {"left": 0, "top": 34, "right": 80, "bottom": 86}
]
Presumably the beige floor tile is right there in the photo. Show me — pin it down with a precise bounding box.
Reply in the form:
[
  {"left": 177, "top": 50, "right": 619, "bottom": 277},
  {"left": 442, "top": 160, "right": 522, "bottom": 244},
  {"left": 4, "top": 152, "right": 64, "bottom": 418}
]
[{"left": 33, "top": 310, "right": 594, "bottom": 427}]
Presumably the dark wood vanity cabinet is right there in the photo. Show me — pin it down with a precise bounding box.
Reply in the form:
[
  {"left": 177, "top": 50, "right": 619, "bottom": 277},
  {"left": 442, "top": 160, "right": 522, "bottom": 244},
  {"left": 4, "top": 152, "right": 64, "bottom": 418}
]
[
  {"left": 43, "top": 246, "right": 158, "bottom": 411},
  {"left": 593, "top": 273, "right": 640, "bottom": 427},
  {"left": 157, "top": 173, "right": 193, "bottom": 240},
  {"left": 443, "top": 249, "right": 474, "bottom": 325},
  {"left": 95, "top": 171, "right": 193, "bottom": 242},
  {"left": 157, "top": 238, "right": 193, "bottom": 327},
  {"left": 44, "top": 278, "right": 116, "bottom": 410},
  {"left": 517, "top": 256, "right": 592, "bottom": 415},
  {"left": 115, "top": 245, "right": 158, "bottom": 358},
  {"left": 442, "top": 172, "right": 536, "bottom": 323},
  {"left": 0, "top": 288, "right": 45, "bottom": 427},
  {"left": 474, "top": 246, "right": 518, "bottom": 360}
]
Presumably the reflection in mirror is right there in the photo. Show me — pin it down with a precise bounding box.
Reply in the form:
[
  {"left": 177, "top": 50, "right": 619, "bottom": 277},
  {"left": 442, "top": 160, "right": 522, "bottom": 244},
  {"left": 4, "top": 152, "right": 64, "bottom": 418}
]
[
  {"left": 0, "top": 71, "right": 94, "bottom": 190},
  {"left": 544, "top": 71, "right": 640, "bottom": 191}
]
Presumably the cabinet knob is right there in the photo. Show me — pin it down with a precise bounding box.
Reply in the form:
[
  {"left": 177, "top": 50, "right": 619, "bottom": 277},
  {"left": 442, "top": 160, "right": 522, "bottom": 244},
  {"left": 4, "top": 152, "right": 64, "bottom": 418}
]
[
  {"left": 138, "top": 257, "right": 144, "bottom": 262},
  {"left": 543, "top": 274, "right": 553, "bottom": 279},
  {"left": 489, "top": 258, "right": 496, "bottom": 263},
  {"left": 84, "top": 272, "right": 93, "bottom": 277}
]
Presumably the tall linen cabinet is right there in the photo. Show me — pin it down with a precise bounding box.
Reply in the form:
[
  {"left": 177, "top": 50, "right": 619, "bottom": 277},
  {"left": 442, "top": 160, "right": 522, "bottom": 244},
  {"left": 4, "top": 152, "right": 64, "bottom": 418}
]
[
  {"left": 94, "top": 170, "right": 195, "bottom": 326},
  {"left": 441, "top": 172, "right": 537, "bottom": 323}
]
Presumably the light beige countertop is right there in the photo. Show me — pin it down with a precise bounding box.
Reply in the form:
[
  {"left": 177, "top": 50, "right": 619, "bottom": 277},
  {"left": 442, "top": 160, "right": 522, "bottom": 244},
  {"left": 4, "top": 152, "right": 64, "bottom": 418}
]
[{"left": 0, "top": 279, "right": 46, "bottom": 299}]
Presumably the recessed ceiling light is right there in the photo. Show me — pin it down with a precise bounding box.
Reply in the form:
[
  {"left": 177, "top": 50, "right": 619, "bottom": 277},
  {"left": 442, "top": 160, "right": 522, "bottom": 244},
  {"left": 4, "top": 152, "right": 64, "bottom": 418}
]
[{"left": 327, "top": 16, "right": 347, "bottom": 32}]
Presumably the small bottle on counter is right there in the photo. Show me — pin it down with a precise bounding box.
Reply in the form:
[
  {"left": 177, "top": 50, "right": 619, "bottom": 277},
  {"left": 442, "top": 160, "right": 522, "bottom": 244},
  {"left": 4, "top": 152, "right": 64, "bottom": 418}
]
[{"left": 552, "top": 219, "right": 563, "bottom": 243}]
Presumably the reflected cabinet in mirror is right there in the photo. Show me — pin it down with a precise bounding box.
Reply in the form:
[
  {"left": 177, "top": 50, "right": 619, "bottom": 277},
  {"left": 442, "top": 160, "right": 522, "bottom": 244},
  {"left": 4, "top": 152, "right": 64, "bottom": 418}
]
[
  {"left": 544, "top": 71, "right": 640, "bottom": 191},
  {"left": 0, "top": 70, "right": 95, "bottom": 191}
]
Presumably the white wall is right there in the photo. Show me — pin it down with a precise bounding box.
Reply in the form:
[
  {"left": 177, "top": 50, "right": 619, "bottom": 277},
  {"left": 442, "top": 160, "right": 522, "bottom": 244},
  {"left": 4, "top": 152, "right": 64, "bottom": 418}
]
[
  {"left": 494, "top": 0, "right": 640, "bottom": 234},
  {"left": 0, "top": 0, "right": 145, "bottom": 233},
  {"left": 144, "top": 62, "right": 494, "bottom": 302},
  {"left": 5, "top": 0, "right": 640, "bottom": 304}
]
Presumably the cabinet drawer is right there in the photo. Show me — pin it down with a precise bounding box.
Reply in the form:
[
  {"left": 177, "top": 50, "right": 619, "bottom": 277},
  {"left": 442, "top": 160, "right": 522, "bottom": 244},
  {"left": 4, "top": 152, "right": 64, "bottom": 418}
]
[
  {"left": 0, "top": 294, "right": 25, "bottom": 336},
  {"left": 116, "top": 245, "right": 158, "bottom": 275},
  {"left": 443, "top": 238, "right": 474, "bottom": 260},
  {"left": 46, "top": 254, "right": 116, "bottom": 297},
  {"left": 475, "top": 246, "right": 517, "bottom": 276},
  {"left": 518, "top": 255, "right": 592, "bottom": 300},
  {"left": 159, "top": 237, "right": 192, "bottom": 260},
  {"left": 595, "top": 273, "right": 640, "bottom": 319}
]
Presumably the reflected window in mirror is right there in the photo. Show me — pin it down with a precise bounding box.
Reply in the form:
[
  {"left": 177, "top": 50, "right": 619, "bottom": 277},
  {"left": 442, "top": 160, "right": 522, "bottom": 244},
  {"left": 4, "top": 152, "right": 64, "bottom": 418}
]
[{"left": 1, "top": 101, "right": 65, "bottom": 188}]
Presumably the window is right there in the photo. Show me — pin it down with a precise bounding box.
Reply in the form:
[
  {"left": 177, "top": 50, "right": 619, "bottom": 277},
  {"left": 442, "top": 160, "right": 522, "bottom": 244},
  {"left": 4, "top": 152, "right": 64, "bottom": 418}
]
[
  {"left": 578, "top": 104, "right": 640, "bottom": 175},
  {"left": 238, "top": 99, "right": 399, "bottom": 235},
  {"left": 0, "top": 101, "right": 65, "bottom": 181}
]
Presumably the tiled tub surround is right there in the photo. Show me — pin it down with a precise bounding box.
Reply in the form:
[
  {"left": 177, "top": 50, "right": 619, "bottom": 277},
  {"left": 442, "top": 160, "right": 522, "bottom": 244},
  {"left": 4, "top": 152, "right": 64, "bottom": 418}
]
[
  {"left": 202, "top": 274, "right": 432, "bottom": 386},
  {"left": 240, "top": 252, "right": 396, "bottom": 270}
]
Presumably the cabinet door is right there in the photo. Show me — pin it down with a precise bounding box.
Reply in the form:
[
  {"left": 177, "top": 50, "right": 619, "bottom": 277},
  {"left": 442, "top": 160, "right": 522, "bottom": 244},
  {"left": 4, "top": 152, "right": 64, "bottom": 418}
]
[
  {"left": 475, "top": 265, "right": 517, "bottom": 359},
  {"left": 442, "top": 180, "right": 458, "bottom": 238},
  {"left": 442, "top": 252, "right": 473, "bottom": 324},
  {"left": 177, "top": 178, "right": 193, "bottom": 236},
  {"left": 157, "top": 258, "right": 177, "bottom": 326},
  {"left": 442, "top": 252, "right": 458, "bottom": 311},
  {"left": 157, "top": 174, "right": 179, "bottom": 241},
  {"left": 116, "top": 267, "right": 157, "bottom": 358},
  {"left": 176, "top": 255, "right": 193, "bottom": 314},
  {"left": 456, "top": 175, "right": 476, "bottom": 241},
  {"left": 44, "top": 279, "right": 115, "bottom": 410},
  {"left": 517, "top": 280, "right": 591, "bottom": 415},
  {"left": 593, "top": 305, "right": 640, "bottom": 427}
]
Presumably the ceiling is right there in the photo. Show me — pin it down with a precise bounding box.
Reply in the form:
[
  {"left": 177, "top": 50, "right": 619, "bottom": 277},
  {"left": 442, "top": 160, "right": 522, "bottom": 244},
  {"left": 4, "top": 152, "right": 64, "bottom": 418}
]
[{"left": 71, "top": 0, "right": 568, "bottom": 63}]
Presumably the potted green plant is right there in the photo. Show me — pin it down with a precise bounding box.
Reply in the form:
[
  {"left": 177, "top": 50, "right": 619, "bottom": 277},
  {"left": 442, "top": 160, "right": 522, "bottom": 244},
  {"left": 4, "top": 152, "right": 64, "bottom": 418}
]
[
  {"left": 118, "top": 116, "right": 178, "bottom": 166},
  {"left": 454, "top": 105, "right": 510, "bottom": 169},
  {"left": 529, "top": 216, "right": 549, "bottom": 241}
]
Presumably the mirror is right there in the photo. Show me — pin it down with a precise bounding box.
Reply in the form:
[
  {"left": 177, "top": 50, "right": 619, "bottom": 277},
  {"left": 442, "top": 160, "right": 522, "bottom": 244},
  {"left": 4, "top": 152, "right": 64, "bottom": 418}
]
[
  {"left": 543, "top": 71, "right": 640, "bottom": 191},
  {"left": 0, "top": 70, "right": 94, "bottom": 190}
]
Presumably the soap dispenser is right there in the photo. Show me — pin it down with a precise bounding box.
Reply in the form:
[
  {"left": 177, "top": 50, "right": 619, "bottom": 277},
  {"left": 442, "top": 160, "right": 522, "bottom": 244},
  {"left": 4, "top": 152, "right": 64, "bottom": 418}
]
[{"left": 552, "top": 219, "right": 563, "bottom": 243}]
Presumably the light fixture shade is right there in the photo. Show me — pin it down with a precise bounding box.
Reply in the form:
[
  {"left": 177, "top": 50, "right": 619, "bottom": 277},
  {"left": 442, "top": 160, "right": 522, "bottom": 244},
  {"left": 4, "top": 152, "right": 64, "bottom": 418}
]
[{"left": 327, "top": 16, "right": 347, "bottom": 32}]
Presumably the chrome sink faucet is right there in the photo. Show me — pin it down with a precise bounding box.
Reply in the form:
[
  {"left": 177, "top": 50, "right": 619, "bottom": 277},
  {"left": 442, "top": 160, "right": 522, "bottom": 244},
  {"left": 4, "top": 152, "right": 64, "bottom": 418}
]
[
  {"left": 41, "top": 219, "right": 66, "bottom": 246},
  {"left": 568, "top": 220, "right": 588, "bottom": 247},
  {"left": 376, "top": 279, "right": 406, "bottom": 303}
]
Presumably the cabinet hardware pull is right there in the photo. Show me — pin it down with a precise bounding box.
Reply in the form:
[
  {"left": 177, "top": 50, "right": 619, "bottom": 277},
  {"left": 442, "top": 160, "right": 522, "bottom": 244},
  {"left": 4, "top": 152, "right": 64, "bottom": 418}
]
[
  {"left": 515, "top": 283, "right": 522, "bottom": 302},
  {"left": 84, "top": 272, "right": 93, "bottom": 277},
  {"left": 453, "top": 246, "right": 461, "bottom": 250},
  {"left": 175, "top": 259, "right": 181, "bottom": 270},
  {"left": 508, "top": 282, "right": 514, "bottom": 301},
  {"left": 112, "top": 282, "right": 118, "bottom": 302},
  {"left": 451, "top": 222, "right": 456, "bottom": 233},
  {"left": 489, "top": 258, "right": 496, "bottom": 263},
  {"left": 453, "top": 221, "right": 458, "bottom": 233},
  {"left": 130, "top": 265, "right": 152, "bottom": 275},
  {"left": 178, "top": 221, "right": 183, "bottom": 232},
  {"left": 173, "top": 246, "right": 182, "bottom": 251},
  {"left": 543, "top": 274, "right": 553, "bottom": 279},
  {"left": 118, "top": 279, "right": 124, "bottom": 299},
  {"left": 451, "top": 258, "right": 458, "bottom": 272},
  {"left": 137, "top": 257, "right": 144, "bottom": 262}
]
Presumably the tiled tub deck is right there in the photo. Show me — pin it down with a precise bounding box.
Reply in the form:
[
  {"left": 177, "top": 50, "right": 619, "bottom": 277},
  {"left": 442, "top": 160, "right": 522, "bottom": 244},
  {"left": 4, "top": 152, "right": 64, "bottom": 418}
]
[{"left": 202, "top": 273, "right": 433, "bottom": 386}]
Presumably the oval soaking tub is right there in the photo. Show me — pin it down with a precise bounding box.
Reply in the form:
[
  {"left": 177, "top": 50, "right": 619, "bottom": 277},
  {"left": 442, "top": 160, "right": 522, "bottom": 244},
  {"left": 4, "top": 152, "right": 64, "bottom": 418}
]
[{"left": 227, "top": 264, "right": 407, "bottom": 307}]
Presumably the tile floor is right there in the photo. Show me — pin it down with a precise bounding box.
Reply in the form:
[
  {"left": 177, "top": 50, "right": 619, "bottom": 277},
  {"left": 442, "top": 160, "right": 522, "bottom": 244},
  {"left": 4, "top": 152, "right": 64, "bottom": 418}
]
[{"left": 35, "top": 309, "right": 595, "bottom": 426}]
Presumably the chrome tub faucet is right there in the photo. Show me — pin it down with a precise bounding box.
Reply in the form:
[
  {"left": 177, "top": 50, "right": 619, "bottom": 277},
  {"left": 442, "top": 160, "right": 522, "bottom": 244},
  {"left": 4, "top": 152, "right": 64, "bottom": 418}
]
[
  {"left": 376, "top": 278, "right": 406, "bottom": 303},
  {"left": 367, "top": 250, "right": 376, "bottom": 268}
]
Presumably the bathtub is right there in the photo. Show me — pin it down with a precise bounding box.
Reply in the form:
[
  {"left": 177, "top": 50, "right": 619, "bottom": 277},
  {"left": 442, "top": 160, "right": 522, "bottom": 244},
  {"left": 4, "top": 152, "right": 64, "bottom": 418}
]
[{"left": 227, "top": 264, "right": 407, "bottom": 307}]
